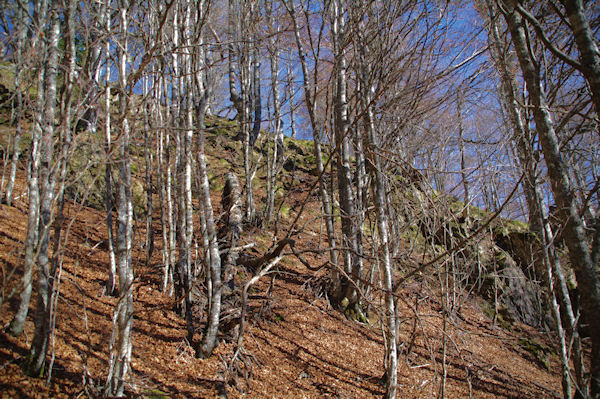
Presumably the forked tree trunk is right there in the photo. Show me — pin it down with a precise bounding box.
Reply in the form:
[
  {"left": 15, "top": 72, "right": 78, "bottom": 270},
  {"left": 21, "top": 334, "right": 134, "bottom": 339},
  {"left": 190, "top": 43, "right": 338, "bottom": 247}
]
[{"left": 26, "top": 3, "right": 60, "bottom": 377}]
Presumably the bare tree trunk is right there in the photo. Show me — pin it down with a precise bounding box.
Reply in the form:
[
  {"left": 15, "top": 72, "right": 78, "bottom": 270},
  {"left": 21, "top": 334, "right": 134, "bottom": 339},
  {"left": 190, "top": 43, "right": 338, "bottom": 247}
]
[
  {"left": 227, "top": 0, "right": 243, "bottom": 117},
  {"left": 3, "top": 1, "right": 27, "bottom": 206},
  {"left": 561, "top": 0, "right": 600, "bottom": 120},
  {"left": 457, "top": 91, "right": 470, "bottom": 219},
  {"left": 355, "top": 4, "right": 397, "bottom": 393},
  {"left": 229, "top": 0, "right": 257, "bottom": 224},
  {"left": 178, "top": 1, "right": 196, "bottom": 342},
  {"left": 284, "top": 0, "right": 340, "bottom": 297},
  {"left": 332, "top": 0, "right": 362, "bottom": 313},
  {"left": 143, "top": 79, "right": 155, "bottom": 267},
  {"left": 251, "top": 45, "right": 262, "bottom": 148},
  {"left": 105, "top": 2, "right": 134, "bottom": 394},
  {"left": 26, "top": 3, "right": 60, "bottom": 377},
  {"left": 286, "top": 50, "right": 297, "bottom": 140},
  {"left": 9, "top": 0, "right": 49, "bottom": 337},
  {"left": 221, "top": 172, "right": 242, "bottom": 293},
  {"left": 484, "top": 2, "right": 587, "bottom": 393},
  {"left": 163, "top": 54, "right": 176, "bottom": 295},
  {"left": 197, "top": 95, "right": 222, "bottom": 359},
  {"left": 103, "top": 2, "right": 118, "bottom": 296},
  {"left": 482, "top": 0, "right": 541, "bottom": 235},
  {"left": 264, "top": 0, "right": 283, "bottom": 224},
  {"left": 46, "top": 0, "right": 76, "bottom": 380},
  {"left": 502, "top": 3, "right": 600, "bottom": 395}
]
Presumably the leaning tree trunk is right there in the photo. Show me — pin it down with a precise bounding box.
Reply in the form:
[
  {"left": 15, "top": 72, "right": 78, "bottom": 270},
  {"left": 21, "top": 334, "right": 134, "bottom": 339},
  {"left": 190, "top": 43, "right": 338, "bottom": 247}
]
[
  {"left": 9, "top": 0, "right": 49, "bottom": 337},
  {"left": 502, "top": 2, "right": 600, "bottom": 395},
  {"left": 483, "top": 0, "right": 586, "bottom": 393},
  {"left": 561, "top": 0, "right": 600, "bottom": 121}
]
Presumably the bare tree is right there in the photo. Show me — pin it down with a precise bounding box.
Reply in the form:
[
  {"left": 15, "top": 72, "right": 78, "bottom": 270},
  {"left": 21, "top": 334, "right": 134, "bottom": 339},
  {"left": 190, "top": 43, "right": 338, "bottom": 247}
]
[
  {"left": 195, "top": 0, "right": 223, "bottom": 355},
  {"left": 8, "top": 0, "right": 49, "bottom": 337},
  {"left": 264, "top": 0, "right": 284, "bottom": 225},
  {"left": 26, "top": 0, "right": 60, "bottom": 377},
  {"left": 2, "top": 0, "right": 27, "bottom": 206},
  {"left": 105, "top": 0, "right": 135, "bottom": 394},
  {"left": 500, "top": 1, "right": 600, "bottom": 395},
  {"left": 284, "top": 0, "right": 340, "bottom": 301},
  {"left": 227, "top": 0, "right": 259, "bottom": 223}
]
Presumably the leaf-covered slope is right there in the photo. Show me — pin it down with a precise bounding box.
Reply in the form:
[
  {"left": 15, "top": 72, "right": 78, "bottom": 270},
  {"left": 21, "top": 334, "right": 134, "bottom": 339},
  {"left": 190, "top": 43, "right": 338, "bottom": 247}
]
[{"left": 0, "top": 115, "right": 564, "bottom": 398}]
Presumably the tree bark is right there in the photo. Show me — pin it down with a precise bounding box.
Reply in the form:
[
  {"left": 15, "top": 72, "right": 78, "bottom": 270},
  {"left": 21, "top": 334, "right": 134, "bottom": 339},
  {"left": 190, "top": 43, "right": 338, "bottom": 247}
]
[
  {"left": 355, "top": 3, "right": 397, "bottom": 393},
  {"left": 3, "top": 0, "right": 27, "bottom": 206},
  {"left": 9, "top": 0, "right": 49, "bottom": 337},
  {"left": 502, "top": 2, "right": 600, "bottom": 395},
  {"left": 103, "top": 0, "right": 117, "bottom": 296},
  {"left": 105, "top": 2, "right": 134, "bottom": 395},
  {"left": 332, "top": 0, "right": 362, "bottom": 313},
  {"left": 561, "top": 0, "right": 600, "bottom": 120},
  {"left": 26, "top": 2, "right": 60, "bottom": 377}
]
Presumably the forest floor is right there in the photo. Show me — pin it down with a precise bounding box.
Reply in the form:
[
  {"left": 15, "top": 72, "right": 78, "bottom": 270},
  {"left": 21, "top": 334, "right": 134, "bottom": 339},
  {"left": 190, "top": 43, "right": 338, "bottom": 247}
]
[{"left": 0, "top": 134, "right": 565, "bottom": 398}]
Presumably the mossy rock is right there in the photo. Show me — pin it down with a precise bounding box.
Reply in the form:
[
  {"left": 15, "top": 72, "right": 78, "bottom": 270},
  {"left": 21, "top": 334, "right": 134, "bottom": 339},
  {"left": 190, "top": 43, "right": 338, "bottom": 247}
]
[
  {"left": 479, "top": 248, "right": 542, "bottom": 328},
  {"left": 517, "top": 337, "right": 554, "bottom": 372},
  {"left": 340, "top": 298, "right": 369, "bottom": 324},
  {"left": 65, "top": 138, "right": 147, "bottom": 215}
]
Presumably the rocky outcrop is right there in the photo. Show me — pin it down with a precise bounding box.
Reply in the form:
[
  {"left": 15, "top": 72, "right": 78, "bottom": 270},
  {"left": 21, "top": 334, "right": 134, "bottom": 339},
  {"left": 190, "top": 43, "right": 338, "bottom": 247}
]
[{"left": 417, "top": 205, "right": 550, "bottom": 328}]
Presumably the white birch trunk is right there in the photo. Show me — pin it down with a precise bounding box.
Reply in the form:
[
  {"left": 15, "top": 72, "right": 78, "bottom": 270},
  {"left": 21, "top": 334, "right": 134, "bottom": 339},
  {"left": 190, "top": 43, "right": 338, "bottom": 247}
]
[
  {"left": 103, "top": 0, "right": 117, "bottom": 296},
  {"left": 105, "top": 2, "right": 134, "bottom": 395},
  {"left": 9, "top": 0, "right": 49, "bottom": 337},
  {"left": 27, "top": 3, "right": 60, "bottom": 377}
]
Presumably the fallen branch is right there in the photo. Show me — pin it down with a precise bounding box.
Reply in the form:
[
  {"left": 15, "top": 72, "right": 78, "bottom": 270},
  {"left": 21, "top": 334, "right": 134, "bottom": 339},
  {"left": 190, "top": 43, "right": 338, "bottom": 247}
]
[
  {"left": 237, "top": 238, "right": 294, "bottom": 271},
  {"left": 228, "top": 254, "right": 285, "bottom": 385}
]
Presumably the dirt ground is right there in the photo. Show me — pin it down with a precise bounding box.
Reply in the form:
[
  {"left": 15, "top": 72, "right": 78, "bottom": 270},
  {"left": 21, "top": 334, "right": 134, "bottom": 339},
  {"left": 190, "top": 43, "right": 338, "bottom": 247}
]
[{"left": 0, "top": 163, "right": 563, "bottom": 399}]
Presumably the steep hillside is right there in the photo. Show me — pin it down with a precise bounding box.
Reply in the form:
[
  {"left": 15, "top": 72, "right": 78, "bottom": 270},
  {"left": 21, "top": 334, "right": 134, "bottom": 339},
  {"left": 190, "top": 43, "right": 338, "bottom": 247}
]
[{"left": 0, "top": 116, "right": 565, "bottom": 398}]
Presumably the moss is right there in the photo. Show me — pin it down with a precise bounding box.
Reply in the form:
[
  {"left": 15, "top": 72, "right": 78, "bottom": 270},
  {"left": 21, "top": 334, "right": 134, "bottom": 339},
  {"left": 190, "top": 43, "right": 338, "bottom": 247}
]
[
  {"left": 518, "top": 337, "right": 553, "bottom": 372},
  {"left": 341, "top": 299, "right": 369, "bottom": 324},
  {"left": 143, "top": 389, "right": 170, "bottom": 399},
  {"left": 279, "top": 204, "right": 290, "bottom": 219},
  {"left": 480, "top": 299, "right": 513, "bottom": 331},
  {"left": 493, "top": 218, "right": 530, "bottom": 237}
]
